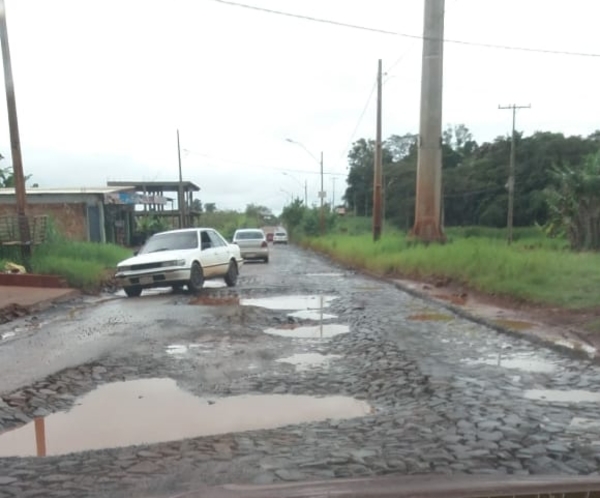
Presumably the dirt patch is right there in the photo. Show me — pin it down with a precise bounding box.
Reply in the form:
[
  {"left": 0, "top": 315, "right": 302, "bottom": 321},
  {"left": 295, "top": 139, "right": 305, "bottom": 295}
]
[
  {"left": 407, "top": 313, "right": 454, "bottom": 322},
  {"left": 492, "top": 319, "right": 535, "bottom": 331}
]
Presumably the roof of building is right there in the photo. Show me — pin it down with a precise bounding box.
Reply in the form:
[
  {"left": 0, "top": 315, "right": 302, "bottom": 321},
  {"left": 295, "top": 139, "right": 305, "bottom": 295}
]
[
  {"left": 0, "top": 186, "right": 133, "bottom": 196},
  {"left": 107, "top": 181, "right": 201, "bottom": 192}
]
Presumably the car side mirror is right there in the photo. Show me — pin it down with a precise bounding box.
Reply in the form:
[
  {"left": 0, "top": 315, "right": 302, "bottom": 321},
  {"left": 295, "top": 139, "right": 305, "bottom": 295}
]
[{"left": 133, "top": 250, "right": 139, "bottom": 256}]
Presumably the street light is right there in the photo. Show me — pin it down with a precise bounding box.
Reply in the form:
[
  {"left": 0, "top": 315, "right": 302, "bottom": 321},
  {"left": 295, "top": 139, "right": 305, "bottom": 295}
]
[
  {"left": 282, "top": 172, "right": 307, "bottom": 206},
  {"left": 285, "top": 138, "right": 325, "bottom": 235}
]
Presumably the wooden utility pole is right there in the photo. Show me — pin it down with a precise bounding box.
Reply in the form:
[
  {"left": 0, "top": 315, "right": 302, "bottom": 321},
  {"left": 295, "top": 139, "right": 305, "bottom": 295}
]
[
  {"left": 498, "top": 104, "right": 531, "bottom": 244},
  {"left": 319, "top": 152, "right": 325, "bottom": 235},
  {"left": 0, "top": 0, "right": 30, "bottom": 252},
  {"left": 373, "top": 59, "right": 383, "bottom": 241},
  {"left": 411, "top": 0, "right": 445, "bottom": 242},
  {"left": 177, "top": 129, "right": 185, "bottom": 228}
]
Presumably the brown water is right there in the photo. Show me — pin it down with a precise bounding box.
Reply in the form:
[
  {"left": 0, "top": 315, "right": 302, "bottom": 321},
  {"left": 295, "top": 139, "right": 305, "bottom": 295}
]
[
  {"left": 492, "top": 319, "right": 534, "bottom": 331},
  {"left": 0, "top": 379, "right": 370, "bottom": 457},
  {"left": 263, "top": 324, "right": 350, "bottom": 339}
]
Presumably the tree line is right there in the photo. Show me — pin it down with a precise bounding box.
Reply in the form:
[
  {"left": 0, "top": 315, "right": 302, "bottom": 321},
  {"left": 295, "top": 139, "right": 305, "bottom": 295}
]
[{"left": 343, "top": 126, "right": 600, "bottom": 249}]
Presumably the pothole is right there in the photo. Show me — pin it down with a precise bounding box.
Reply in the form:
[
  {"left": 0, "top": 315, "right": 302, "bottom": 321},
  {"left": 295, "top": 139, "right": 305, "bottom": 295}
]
[
  {"left": 306, "top": 273, "right": 344, "bottom": 278},
  {"left": 568, "top": 417, "right": 600, "bottom": 432},
  {"left": 241, "top": 295, "right": 337, "bottom": 311},
  {"left": 287, "top": 310, "right": 338, "bottom": 321},
  {"left": 463, "top": 353, "right": 557, "bottom": 373},
  {"left": 0, "top": 378, "right": 371, "bottom": 457},
  {"left": 524, "top": 389, "right": 600, "bottom": 403},
  {"left": 263, "top": 324, "right": 350, "bottom": 339},
  {"left": 165, "top": 344, "right": 203, "bottom": 355},
  {"left": 407, "top": 313, "right": 454, "bottom": 322},
  {"left": 276, "top": 353, "right": 341, "bottom": 371}
]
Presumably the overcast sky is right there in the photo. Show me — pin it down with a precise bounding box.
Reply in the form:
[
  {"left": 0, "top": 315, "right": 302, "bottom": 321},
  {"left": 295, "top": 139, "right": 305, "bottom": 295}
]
[{"left": 0, "top": 0, "right": 598, "bottom": 213}]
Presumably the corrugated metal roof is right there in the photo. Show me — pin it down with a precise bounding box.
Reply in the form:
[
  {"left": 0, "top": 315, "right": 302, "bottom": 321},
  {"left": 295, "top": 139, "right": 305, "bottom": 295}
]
[{"left": 0, "top": 186, "right": 134, "bottom": 195}]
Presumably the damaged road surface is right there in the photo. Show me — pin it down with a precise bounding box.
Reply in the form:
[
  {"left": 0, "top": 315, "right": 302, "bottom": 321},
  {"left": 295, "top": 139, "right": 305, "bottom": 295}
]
[{"left": 1, "top": 246, "right": 600, "bottom": 497}]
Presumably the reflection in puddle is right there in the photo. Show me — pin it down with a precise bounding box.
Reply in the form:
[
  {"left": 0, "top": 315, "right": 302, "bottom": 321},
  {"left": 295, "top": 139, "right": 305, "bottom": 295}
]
[
  {"left": 277, "top": 353, "right": 341, "bottom": 371},
  {"left": 241, "top": 295, "right": 336, "bottom": 311},
  {"left": 407, "top": 313, "right": 454, "bottom": 322},
  {"left": 1, "top": 331, "right": 15, "bottom": 340},
  {"left": 264, "top": 324, "right": 350, "bottom": 339},
  {"left": 492, "top": 319, "right": 534, "bottom": 331},
  {"left": 166, "top": 344, "right": 201, "bottom": 355},
  {"left": 0, "top": 379, "right": 371, "bottom": 457},
  {"left": 524, "top": 389, "right": 600, "bottom": 403},
  {"left": 464, "top": 353, "right": 556, "bottom": 373},
  {"left": 287, "top": 310, "right": 338, "bottom": 321}
]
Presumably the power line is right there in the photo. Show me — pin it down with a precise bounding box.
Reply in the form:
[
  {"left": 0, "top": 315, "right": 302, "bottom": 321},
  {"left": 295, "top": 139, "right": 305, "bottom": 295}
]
[{"left": 211, "top": 0, "right": 600, "bottom": 58}]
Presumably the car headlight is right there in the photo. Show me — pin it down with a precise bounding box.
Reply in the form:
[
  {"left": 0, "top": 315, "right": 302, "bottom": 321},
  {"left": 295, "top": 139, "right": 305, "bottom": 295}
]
[
  {"left": 117, "top": 265, "right": 130, "bottom": 272},
  {"left": 162, "top": 259, "right": 187, "bottom": 267}
]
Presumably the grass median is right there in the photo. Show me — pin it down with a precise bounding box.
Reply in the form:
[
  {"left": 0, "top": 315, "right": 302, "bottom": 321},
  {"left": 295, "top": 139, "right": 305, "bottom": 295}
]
[{"left": 302, "top": 229, "right": 599, "bottom": 310}]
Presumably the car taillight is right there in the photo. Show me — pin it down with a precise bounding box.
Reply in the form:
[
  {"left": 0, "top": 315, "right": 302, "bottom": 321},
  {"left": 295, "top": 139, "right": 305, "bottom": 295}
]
[{"left": 261, "top": 241, "right": 267, "bottom": 248}]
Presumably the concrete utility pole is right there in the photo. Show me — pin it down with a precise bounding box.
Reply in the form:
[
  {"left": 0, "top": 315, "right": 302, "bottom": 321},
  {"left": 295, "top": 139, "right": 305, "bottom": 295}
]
[
  {"left": 0, "top": 0, "right": 30, "bottom": 252},
  {"left": 499, "top": 104, "right": 531, "bottom": 245},
  {"left": 411, "top": 0, "right": 446, "bottom": 242},
  {"left": 177, "top": 129, "right": 185, "bottom": 228},
  {"left": 331, "top": 177, "right": 336, "bottom": 208},
  {"left": 304, "top": 179, "right": 308, "bottom": 207},
  {"left": 372, "top": 59, "right": 383, "bottom": 241},
  {"left": 319, "top": 151, "right": 325, "bottom": 235}
]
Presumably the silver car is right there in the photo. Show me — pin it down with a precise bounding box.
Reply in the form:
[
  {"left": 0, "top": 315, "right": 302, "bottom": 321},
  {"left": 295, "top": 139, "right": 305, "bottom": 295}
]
[{"left": 232, "top": 229, "right": 269, "bottom": 263}]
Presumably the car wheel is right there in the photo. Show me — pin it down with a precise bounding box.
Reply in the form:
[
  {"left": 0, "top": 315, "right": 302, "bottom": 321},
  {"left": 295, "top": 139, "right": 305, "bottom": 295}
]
[
  {"left": 224, "top": 260, "right": 238, "bottom": 287},
  {"left": 124, "top": 285, "right": 142, "bottom": 298},
  {"left": 264, "top": 257, "right": 269, "bottom": 264},
  {"left": 187, "top": 262, "right": 204, "bottom": 293}
]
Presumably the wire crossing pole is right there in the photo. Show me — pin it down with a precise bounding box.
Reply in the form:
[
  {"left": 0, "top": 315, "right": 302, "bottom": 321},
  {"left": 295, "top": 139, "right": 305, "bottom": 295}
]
[
  {"left": 373, "top": 59, "right": 383, "bottom": 241},
  {"left": 498, "top": 104, "right": 531, "bottom": 245}
]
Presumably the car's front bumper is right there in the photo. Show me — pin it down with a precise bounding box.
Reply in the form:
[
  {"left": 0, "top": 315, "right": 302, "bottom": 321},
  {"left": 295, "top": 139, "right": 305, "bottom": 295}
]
[{"left": 115, "top": 268, "right": 192, "bottom": 288}]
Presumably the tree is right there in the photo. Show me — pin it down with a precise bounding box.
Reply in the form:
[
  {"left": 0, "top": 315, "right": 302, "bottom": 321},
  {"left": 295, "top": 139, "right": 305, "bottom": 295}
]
[
  {"left": 0, "top": 153, "right": 32, "bottom": 188},
  {"left": 204, "top": 203, "right": 217, "bottom": 213},
  {"left": 280, "top": 199, "right": 305, "bottom": 238},
  {"left": 191, "top": 199, "right": 203, "bottom": 213}
]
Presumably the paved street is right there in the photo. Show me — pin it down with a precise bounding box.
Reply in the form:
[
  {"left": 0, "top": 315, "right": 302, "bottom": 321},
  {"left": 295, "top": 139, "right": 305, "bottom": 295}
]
[{"left": 1, "top": 245, "right": 600, "bottom": 497}]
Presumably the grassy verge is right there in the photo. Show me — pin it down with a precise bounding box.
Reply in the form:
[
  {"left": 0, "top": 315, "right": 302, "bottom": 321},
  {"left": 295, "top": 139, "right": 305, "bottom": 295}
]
[
  {"left": 302, "top": 230, "right": 600, "bottom": 310},
  {"left": 31, "top": 241, "right": 132, "bottom": 290}
]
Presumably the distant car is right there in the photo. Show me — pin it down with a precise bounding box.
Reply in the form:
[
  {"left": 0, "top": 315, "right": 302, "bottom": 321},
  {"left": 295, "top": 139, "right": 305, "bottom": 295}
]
[
  {"left": 266, "top": 233, "right": 274, "bottom": 243},
  {"left": 273, "top": 230, "right": 288, "bottom": 245},
  {"left": 115, "top": 228, "right": 243, "bottom": 297},
  {"left": 232, "top": 228, "right": 269, "bottom": 263}
]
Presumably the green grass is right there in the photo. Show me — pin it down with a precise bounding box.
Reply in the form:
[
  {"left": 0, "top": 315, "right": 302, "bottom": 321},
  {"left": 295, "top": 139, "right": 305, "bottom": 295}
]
[
  {"left": 303, "top": 231, "right": 599, "bottom": 310},
  {"left": 31, "top": 241, "right": 132, "bottom": 290}
]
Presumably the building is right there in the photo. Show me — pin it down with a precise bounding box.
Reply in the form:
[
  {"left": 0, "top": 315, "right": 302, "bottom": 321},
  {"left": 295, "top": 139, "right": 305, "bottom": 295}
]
[{"left": 0, "top": 186, "right": 138, "bottom": 245}]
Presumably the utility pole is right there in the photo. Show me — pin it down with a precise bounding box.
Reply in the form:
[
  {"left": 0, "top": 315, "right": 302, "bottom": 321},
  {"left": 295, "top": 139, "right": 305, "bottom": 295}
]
[
  {"left": 499, "top": 104, "right": 530, "bottom": 245},
  {"left": 177, "top": 129, "right": 185, "bottom": 229},
  {"left": 0, "top": 0, "right": 30, "bottom": 255},
  {"left": 304, "top": 180, "right": 308, "bottom": 207},
  {"left": 331, "top": 177, "right": 336, "bottom": 208},
  {"left": 373, "top": 59, "right": 383, "bottom": 241},
  {"left": 411, "top": 0, "right": 445, "bottom": 242},
  {"left": 319, "top": 151, "right": 325, "bottom": 235}
]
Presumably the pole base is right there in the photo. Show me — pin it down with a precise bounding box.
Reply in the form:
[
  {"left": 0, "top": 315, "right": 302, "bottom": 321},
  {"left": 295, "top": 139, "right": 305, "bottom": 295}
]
[{"left": 410, "top": 218, "right": 446, "bottom": 243}]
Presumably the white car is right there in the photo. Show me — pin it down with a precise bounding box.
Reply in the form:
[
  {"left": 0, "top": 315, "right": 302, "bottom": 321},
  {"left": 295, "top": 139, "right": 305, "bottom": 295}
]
[
  {"left": 115, "top": 228, "right": 244, "bottom": 297},
  {"left": 273, "top": 230, "right": 288, "bottom": 245}
]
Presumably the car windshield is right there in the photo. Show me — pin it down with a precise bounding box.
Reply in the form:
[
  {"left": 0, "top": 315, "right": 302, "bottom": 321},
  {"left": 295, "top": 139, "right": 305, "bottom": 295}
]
[
  {"left": 235, "top": 231, "right": 264, "bottom": 240},
  {"left": 138, "top": 232, "right": 198, "bottom": 254}
]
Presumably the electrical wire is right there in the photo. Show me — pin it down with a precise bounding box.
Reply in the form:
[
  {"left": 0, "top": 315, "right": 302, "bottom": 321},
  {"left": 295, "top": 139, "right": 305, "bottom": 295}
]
[{"left": 211, "top": 0, "right": 600, "bottom": 58}]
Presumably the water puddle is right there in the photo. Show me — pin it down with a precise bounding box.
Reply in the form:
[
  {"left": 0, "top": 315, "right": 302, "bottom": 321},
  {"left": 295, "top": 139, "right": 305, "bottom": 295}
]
[
  {"left": 432, "top": 294, "right": 467, "bottom": 306},
  {"left": 165, "top": 344, "right": 202, "bottom": 355},
  {"left": 306, "top": 273, "right": 344, "bottom": 278},
  {"left": 1, "top": 331, "right": 15, "bottom": 340},
  {"left": 554, "top": 339, "right": 597, "bottom": 357},
  {"left": 0, "top": 378, "right": 371, "bottom": 457},
  {"left": 241, "top": 295, "right": 336, "bottom": 311},
  {"left": 492, "top": 319, "right": 535, "bottom": 331},
  {"left": 190, "top": 295, "right": 240, "bottom": 306},
  {"left": 524, "top": 389, "right": 600, "bottom": 403},
  {"left": 287, "top": 310, "right": 338, "bottom": 321},
  {"left": 407, "top": 313, "right": 454, "bottom": 322},
  {"left": 276, "top": 353, "right": 341, "bottom": 371},
  {"left": 263, "top": 324, "right": 350, "bottom": 339},
  {"left": 464, "top": 353, "right": 556, "bottom": 373}
]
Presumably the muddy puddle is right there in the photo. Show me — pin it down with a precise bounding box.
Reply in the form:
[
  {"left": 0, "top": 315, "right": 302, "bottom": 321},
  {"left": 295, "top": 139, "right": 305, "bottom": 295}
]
[
  {"left": 241, "top": 295, "right": 336, "bottom": 311},
  {"left": 524, "top": 389, "right": 600, "bottom": 403},
  {"left": 276, "top": 353, "right": 341, "bottom": 371},
  {"left": 263, "top": 324, "right": 350, "bottom": 339},
  {"left": 492, "top": 319, "right": 535, "bottom": 331},
  {"left": 463, "top": 353, "right": 556, "bottom": 373},
  {"left": 190, "top": 295, "right": 240, "bottom": 306},
  {"left": 0, "top": 378, "right": 371, "bottom": 457},
  {"left": 287, "top": 310, "right": 338, "bottom": 321}
]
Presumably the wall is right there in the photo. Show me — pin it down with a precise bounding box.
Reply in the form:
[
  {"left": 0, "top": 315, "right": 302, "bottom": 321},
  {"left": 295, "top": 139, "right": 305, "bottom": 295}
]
[{"left": 0, "top": 203, "right": 88, "bottom": 241}]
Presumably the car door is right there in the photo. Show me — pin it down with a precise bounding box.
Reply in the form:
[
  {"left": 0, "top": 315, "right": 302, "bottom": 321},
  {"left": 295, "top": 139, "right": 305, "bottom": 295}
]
[
  {"left": 207, "top": 230, "right": 230, "bottom": 277},
  {"left": 199, "top": 230, "right": 219, "bottom": 278}
]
